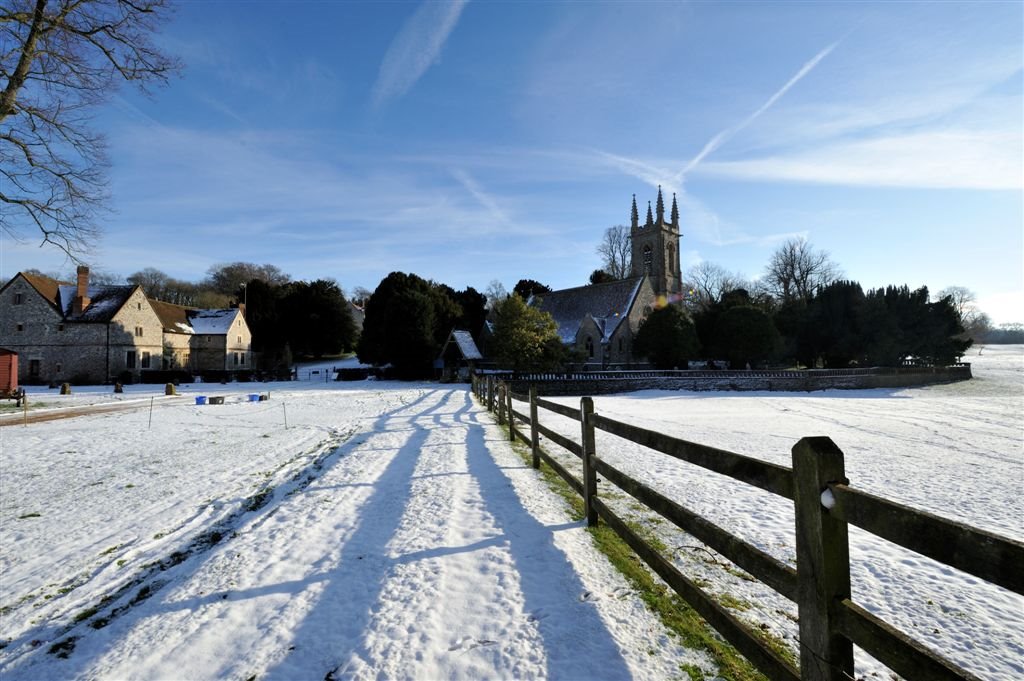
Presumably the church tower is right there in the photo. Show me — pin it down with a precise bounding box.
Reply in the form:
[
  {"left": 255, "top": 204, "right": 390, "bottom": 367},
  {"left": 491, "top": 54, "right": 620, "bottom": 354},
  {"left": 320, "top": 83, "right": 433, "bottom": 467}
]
[{"left": 630, "top": 187, "right": 682, "bottom": 300}]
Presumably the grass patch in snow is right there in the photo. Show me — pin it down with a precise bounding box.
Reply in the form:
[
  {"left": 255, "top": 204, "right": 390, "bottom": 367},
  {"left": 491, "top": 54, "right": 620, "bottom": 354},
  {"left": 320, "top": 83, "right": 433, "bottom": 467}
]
[{"left": 505, "top": 435, "right": 775, "bottom": 681}]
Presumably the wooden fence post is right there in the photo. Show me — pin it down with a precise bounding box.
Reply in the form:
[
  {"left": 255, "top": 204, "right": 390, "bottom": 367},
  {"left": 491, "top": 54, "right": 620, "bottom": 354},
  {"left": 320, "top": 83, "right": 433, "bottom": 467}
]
[
  {"left": 498, "top": 383, "right": 506, "bottom": 425},
  {"left": 529, "top": 385, "right": 540, "bottom": 469},
  {"left": 580, "top": 396, "right": 598, "bottom": 527},
  {"left": 792, "top": 436, "right": 854, "bottom": 681},
  {"left": 487, "top": 376, "right": 495, "bottom": 413},
  {"left": 506, "top": 384, "right": 515, "bottom": 441}
]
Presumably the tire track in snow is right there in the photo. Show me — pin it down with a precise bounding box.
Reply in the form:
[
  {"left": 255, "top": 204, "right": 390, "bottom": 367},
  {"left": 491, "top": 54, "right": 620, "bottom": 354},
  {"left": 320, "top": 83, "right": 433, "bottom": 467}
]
[{"left": 0, "top": 427, "right": 355, "bottom": 669}]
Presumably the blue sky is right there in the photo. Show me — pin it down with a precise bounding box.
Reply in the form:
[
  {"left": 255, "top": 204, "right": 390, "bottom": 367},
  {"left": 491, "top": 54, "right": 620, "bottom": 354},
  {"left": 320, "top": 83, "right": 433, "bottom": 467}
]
[{"left": 3, "top": 0, "right": 1022, "bottom": 323}]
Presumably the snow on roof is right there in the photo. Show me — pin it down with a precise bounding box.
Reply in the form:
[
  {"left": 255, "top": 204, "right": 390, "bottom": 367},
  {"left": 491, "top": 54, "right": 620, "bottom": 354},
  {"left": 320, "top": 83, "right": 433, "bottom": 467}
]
[
  {"left": 533, "top": 277, "right": 644, "bottom": 344},
  {"left": 186, "top": 309, "right": 239, "bottom": 335},
  {"left": 57, "top": 285, "right": 136, "bottom": 322},
  {"left": 452, "top": 330, "right": 482, "bottom": 360},
  {"left": 149, "top": 299, "right": 194, "bottom": 334}
]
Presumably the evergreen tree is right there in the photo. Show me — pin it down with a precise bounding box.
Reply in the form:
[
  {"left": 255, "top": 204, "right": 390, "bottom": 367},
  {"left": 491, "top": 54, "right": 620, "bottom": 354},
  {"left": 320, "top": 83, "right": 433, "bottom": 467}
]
[
  {"left": 712, "top": 305, "right": 779, "bottom": 369},
  {"left": 513, "top": 279, "right": 552, "bottom": 300},
  {"left": 808, "top": 281, "right": 866, "bottom": 368},
  {"left": 634, "top": 306, "right": 700, "bottom": 369},
  {"left": 358, "top": 272, "right": 463, "bottom": 378},
  {"left": 281, "top": 279, "right": 356, "bottom": 358},
  {"left": 489, "top": 294, "right": 565, "bottom": 371}
]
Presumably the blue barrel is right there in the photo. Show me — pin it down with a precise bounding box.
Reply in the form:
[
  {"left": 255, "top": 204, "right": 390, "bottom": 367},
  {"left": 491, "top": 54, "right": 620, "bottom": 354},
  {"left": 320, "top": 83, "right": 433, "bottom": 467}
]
[
  {"left": 195, "top": 396, "right": 207, "bottom": 405},
  {"left": 248, "top": 394, "right": 259, "bottom": 402}
]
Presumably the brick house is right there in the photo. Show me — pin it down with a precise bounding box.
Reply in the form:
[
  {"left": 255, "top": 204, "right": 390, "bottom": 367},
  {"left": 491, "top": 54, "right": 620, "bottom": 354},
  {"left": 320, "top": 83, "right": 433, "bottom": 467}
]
[{"left": 0, "top": 267, "right": 252, "bottom": 384}]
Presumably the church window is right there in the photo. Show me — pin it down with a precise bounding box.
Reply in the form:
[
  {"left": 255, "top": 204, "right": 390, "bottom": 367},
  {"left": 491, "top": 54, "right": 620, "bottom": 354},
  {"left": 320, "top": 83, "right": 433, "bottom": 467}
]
[
  {"left": 668, "top": 244, "right": 675, "bottom": 273},
  {"left": 643, "top": 245, "right": 653, "bottom": 274},
  {"left": 585, "top": 336, "right": 594, "bottom": 358}
]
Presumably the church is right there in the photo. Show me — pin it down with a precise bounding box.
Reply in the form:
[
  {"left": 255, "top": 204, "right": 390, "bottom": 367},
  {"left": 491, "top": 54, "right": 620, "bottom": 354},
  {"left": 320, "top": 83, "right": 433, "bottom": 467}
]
[{"left": 533, "top": 188, "right": 683, "bottom": 367}]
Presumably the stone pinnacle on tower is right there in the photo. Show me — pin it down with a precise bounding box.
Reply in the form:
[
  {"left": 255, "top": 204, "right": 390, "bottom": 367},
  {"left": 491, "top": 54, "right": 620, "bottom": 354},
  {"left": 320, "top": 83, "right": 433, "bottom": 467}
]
[
  {"left": 656, "top": 185, "right": 664, "bottom": 222},
  {"left": 646, "top": 201, "right": 654, "bottom": 228},
  {"left": 631, "top": 194, "right": 639, "bottom": 230},
  {"left": 671, "top": 192, "right": 679, "bottom": 227}
]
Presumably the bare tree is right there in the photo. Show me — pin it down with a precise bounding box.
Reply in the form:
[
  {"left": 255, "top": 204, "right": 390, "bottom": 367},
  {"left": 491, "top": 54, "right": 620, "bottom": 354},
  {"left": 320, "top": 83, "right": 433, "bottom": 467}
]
[
  {"left": 484, "top": 279, "right": 507, "bottom": 309},
  {"left": 596, "top": 224, "right": 631, "bottom": 280},
  {"left": 937, "top": 286, "right": 990, "bottom": 339},
  {"left": 763, "top": 237, "right": 841, "bottom": 304},
  {"left": 205, "top": 262, "right": 291, "bottom": 296},
  {"left": 683, "top": 261, "right": 749, "bottom": 311},
  {"left": 350, "top": 286, "right": 373, "bottom": 307},
  {"left": 1, "top": 0, "right": 179, "bottom": 255}
]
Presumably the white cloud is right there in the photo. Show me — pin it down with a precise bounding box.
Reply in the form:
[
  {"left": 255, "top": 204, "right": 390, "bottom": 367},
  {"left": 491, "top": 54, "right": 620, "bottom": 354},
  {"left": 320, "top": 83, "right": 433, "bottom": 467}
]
[
  {"left": 371, "top": 0, "right": 469, "bottom": 108},
  {"left": 698, "top": 130, "right": 1023, "bottom": 190}
]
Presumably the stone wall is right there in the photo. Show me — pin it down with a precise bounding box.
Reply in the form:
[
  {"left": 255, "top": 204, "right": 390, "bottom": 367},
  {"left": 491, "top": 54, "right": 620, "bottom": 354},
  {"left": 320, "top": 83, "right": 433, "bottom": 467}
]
[{"left": 503, "top": 365, "right": 973, "bottom": 396}]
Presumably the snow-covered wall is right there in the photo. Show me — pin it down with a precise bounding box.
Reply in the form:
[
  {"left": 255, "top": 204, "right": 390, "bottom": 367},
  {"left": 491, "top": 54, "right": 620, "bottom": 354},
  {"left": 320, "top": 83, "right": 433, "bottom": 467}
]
[{"left": 505, "top": 366, "right": 973, "bottom": 396}]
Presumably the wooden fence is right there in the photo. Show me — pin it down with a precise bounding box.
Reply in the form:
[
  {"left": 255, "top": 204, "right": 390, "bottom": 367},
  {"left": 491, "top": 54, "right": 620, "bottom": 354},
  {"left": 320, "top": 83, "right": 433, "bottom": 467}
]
[{"left": 470, "top": 374, "right": 1023, "bottom": 681}]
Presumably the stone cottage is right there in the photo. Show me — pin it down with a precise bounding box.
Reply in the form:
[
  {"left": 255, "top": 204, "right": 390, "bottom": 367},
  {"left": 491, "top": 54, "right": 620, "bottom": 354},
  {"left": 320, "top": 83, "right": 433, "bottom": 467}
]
[{"left": 0, "top": 267, "right": 252, "bottom": 384}]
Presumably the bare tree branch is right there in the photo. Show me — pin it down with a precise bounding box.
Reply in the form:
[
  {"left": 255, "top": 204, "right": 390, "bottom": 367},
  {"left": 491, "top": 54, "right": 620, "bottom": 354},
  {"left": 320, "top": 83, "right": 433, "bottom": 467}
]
[
  {"left": 762, "top": 237, "right": 841, "bottom": 304},
  {"left": 596, "top": 224, "right": 631, "bottom": 280},
  {"left": 0, "top": 0, "right": 179, "bottom": 257}
]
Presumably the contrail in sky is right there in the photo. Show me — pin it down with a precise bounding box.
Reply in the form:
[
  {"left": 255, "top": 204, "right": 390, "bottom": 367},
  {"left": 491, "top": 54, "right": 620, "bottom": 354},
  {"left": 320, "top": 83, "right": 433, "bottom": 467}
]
[
  {"left": 372, "top": 0, "right": 469, "bottom": 109},
  {"left": 679, "top": 39, "right": 841, "bottom": 178}
]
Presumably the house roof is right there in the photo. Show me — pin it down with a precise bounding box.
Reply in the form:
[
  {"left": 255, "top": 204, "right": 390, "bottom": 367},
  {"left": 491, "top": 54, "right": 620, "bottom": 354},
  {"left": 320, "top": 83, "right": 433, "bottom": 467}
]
[
  {"left": 20, "top": 272, "right": 66, "bottom": 309},
  {"left": 0, "top": 272, "right": 68, "bottom": 313},
  {"left": 187, "top": 309, "right": 240, "bottom": 335},
  {"left": 150, "top": 299, "right": 195, "bottom": 334},
  {"left": 441, "top": 329, "right": 483, "bottom": 362},
  {"left": 533, "top": 277, "right": 646, "bottom": 344},
  {"left": 57, "top": 284, "right": 139, "bottom": 322}
]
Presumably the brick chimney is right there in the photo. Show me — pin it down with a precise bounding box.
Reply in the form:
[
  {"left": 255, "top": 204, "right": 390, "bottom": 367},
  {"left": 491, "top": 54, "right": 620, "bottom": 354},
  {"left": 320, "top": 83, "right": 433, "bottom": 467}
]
[
  {"left": 237, "top": 302, "right": 246, "bottom": 319},
  {"left": 72, "top": 265, "right": 91, "bottom": 315}
]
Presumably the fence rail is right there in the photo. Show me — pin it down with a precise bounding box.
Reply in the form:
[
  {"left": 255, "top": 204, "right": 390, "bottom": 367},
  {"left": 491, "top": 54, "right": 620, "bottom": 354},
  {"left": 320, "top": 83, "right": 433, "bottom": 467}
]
[{"left": 470, "top": 374, "right": 1021, "bottom": 681}]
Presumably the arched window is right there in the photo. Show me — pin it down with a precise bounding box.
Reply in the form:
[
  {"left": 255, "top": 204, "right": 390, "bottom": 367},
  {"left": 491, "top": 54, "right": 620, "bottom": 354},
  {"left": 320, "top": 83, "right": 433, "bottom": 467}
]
[
  {"left": 642, "top": 245, "right": 653, "bottom": 275},
  {"left": 668, "top": 244, "right": 675, "bottom": 273},
  {"left": 585, "top": 336, "right": 594, "bottom": 358}
]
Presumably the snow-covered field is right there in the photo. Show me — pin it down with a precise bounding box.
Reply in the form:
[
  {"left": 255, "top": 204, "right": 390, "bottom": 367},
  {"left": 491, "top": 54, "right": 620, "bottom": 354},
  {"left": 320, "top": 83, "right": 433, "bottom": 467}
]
[
  {"left": 535, "top": 344, "right": 1023, "bottom": 680},
  {"left": 1, "top": 347, "right": 1021, "bottom": 680},
  {"left": 0, "top": 378, "right": 710, "bottom": 680}
]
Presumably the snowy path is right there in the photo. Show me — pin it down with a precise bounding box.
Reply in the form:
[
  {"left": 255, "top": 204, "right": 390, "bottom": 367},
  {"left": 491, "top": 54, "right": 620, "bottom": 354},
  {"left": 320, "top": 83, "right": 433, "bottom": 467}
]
[{"left": 1, "top": 386, "right": 707, "bottom": 680}]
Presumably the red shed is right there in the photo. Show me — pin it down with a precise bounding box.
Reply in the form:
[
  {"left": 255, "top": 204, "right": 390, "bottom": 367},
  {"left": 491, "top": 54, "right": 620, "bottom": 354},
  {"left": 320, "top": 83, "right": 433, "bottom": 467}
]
[{"left": 0, "top": 348, "right": 18, "bottom": 395}]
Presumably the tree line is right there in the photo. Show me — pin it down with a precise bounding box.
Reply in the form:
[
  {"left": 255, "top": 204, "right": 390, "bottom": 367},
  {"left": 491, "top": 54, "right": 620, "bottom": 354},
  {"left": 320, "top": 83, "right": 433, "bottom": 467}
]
[{"left": 586, "top": 232, "right": 979, "bottom": 370}]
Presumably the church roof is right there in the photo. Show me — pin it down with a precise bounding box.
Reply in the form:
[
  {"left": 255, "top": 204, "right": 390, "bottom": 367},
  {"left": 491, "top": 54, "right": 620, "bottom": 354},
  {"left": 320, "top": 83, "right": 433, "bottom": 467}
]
[{"left": 533, "top": 277, "right": 646, "bottom": 344}]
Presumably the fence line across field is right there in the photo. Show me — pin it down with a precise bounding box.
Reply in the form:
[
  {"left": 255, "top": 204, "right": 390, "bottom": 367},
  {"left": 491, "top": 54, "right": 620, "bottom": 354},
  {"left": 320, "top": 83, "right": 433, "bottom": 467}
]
[{"left": 471, "top": 373, "right": 1022, "bottom": 681}]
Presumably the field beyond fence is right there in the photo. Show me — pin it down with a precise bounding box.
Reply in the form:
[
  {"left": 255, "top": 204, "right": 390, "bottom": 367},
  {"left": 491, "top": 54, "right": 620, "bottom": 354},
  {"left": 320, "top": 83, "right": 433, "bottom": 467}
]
[{"left": 471, "top": 374, "right": 1022, "bottom": 681}]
